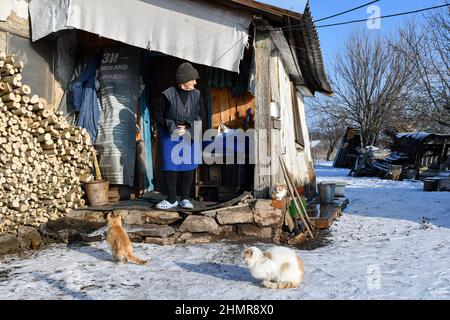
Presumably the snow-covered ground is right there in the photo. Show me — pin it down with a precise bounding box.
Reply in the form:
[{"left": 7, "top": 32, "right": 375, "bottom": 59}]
[{"left": 1, "top": 162, "right": 450, "bottom": 300}]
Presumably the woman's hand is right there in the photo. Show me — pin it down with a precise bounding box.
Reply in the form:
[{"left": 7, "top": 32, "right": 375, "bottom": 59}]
[{"left": 174, "top": 125, "right": 186, "bottom": 136}]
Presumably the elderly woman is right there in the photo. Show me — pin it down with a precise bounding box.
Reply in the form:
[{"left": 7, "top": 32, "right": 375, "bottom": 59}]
[{"left": 155, "top": 62, "right": 204, "bottom": 210}]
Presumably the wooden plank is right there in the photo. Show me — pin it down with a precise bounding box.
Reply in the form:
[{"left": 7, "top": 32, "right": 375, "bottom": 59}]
[
  {"left": 310, "top": 218, "right": 332, "bottom": 230},
  {"left": 308, "top": 204, "right": 340, "bottom": 229},
  {"left": 212, "top": 88, "right": 254, "bottom": 129},
  {"left": 269, "top": 48, "right": 280, "bottom": 103},
  {"left": 236, "top": 93, "right": 254, "bottom": 123},
  {"left": 227, "top": 88, "right": 237, "bottom": 127},
  {"left": 269, "top": 30, "right": 302, "bottom": 85},
  {"left": 288, "top": 232, "right": 306, "bottom": 245},
  {"left": 211, "top": 88, "right": 222, "bottom": 128},
  {"left": 233, "top": 94, "right": 243, "bottom": 128},
  {"left": 219, "top": 88, "right": 230, "bottom": 127},
  {"left": 253, "top": 30, "right": 272, "bottom": 198},
  {"left": 269, "top": 50, "right": 283, "bottom": 185},
  {"left": 217, "top": 0, "right": 302, "bottom": 20}
]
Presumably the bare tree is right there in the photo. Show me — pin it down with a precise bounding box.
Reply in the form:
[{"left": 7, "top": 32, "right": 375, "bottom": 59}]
[
  {"left": 390, "top": 7, "right": 450, "bottom": 133},
  {"left": 311, "top": 30, "right": 414, "bottom": 147},
  {"left": 310, "top": 115, "right": 346, "bottom": 161}
]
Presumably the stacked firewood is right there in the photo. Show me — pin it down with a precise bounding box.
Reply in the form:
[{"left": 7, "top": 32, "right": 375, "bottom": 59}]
[{"left": 0, "top": 53, "right": 95, "bottom": 233}]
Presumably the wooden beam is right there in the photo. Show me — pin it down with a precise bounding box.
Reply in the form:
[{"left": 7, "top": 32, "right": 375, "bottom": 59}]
[
  {"left": 213, "top": 0, "right": 302, "bottom": 20},
  {"left": 269, "top": 49, "right": 284, "bottom": 187},
  {"left": 269, "top": 30, "right": 303, "bottom": 85},
  {"left": 253, "top": 30, "right": 272, "bottom": 198}
]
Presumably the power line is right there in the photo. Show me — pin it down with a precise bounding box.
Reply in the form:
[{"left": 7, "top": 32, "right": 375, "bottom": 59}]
[
  {"left": 316, "top": 3, "right": 450, "bottom": 28},
  {"left": 280, "top": 3, "right": 450, "bottom": 30},
  {"left": 313, "top": 0, "right": 380, "bottom": 23},
  {"left": 280, "top": 0, "right": 381, "bottom": 30}
]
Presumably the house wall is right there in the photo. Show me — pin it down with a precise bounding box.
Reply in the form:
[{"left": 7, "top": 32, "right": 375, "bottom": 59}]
[
  {"left": 0, "top": 1, "right": 68, "bottom": 108},
  {"left": 254, "top": 29, "right": 313, "bottom": 197},
  {"left": 0, "top": 0, "right": 29, "bottom": 51},
  {"left": 273, "top": 49, "right": 311, "bottom": 189},
  {"left": 54, "top": 33, "right": 77, "bottom": 110},
  {"left": 0, "top": 0, "right": 29, "bottom": 36}
]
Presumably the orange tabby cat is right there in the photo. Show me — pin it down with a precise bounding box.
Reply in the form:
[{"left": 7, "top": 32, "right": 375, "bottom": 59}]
[{"left": 106, "top": 212, "right": 148, "bottom": 265}]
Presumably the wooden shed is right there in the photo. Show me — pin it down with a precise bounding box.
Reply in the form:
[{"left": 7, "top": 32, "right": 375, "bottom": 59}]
[{"left": 3, "top": 0, "right": 333, "bottom": 202}]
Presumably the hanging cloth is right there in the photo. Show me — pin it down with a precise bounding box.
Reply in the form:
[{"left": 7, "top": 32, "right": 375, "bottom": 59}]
[{"left": 69, "top": 57, "right": 100, "bottom": 142}]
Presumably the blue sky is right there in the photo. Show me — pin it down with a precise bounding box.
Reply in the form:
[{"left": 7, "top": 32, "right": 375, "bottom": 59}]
[
  {"left": 260, "top": 0, "right": 437, "bottom": 67},
  {"left": 259, "top": 1, "right": 442, "bottom": 127}
]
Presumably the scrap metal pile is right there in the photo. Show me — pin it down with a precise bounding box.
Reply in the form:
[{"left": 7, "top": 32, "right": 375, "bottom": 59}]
[
  {"left": 349, "top": 146, "right": 403, "bottom": 180},
  {"left": 348, "top": 132, "right": 450, "bottom": 182}
]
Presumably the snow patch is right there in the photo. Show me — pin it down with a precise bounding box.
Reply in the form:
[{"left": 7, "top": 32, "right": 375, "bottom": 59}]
[{"left": 1, "top": 164, "right": 450, "bottom": 299}]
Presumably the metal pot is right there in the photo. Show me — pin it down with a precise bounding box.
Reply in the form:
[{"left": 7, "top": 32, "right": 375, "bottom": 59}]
[{"left": 318, "top": 182, "right": 336, "bottom": 204}]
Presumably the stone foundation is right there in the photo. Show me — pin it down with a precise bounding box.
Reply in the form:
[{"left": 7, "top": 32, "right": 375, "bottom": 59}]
[
  {"left": 54, "top": 199, "right": 284, "bottom": 245},
  {"left": 0, "top": 226, "right": 43, "bottom": 255},
  {"left": 0, "top": 198, "right": 350, "bottom": 255}
]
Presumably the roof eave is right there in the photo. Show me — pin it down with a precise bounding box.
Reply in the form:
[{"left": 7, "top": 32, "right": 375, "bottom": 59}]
[
  {"left": 284, "top": 3, "right": 333, "bottom": 96},
  {"left": 218, "top": 0, "right": 302, "bottom": 20}
]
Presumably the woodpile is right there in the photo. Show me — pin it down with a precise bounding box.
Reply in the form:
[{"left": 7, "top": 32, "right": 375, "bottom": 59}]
[{"left": 0, "top": 53, "right": 95, "bottom": 233}]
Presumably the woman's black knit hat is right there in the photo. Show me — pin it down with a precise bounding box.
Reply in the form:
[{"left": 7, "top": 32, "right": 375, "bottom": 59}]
[{"left": 175, "top": 62, "right": 199, "bottom": 84}]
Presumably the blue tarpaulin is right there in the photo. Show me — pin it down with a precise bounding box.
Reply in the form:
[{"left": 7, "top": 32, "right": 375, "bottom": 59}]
[{"left": 70, "top": 57, "right": 100, "bottom": 143}]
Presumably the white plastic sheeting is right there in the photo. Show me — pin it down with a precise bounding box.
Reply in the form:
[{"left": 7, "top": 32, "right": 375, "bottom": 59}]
[{"left": 29, "top": 0, "right": 252, "bottom": 72}]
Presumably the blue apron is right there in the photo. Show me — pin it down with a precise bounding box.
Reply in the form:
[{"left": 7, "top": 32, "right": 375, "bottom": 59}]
[{"left": 160, "top": 126, "right": 201, "bottom": 171}]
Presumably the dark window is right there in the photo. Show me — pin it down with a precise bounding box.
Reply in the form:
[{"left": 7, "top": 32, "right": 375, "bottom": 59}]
[{"left": 291, "top": 82, "right": 305, "bottom": 148}]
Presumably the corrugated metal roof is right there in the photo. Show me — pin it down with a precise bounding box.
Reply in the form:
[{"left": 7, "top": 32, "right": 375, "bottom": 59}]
[
  {"left": 395, "top": 132, "right": 450, "bottom": 144},
  {"left": 395, "top": 132, "right": 450, "bottom": 141},
  {"left": 286, "top": 3, "right": 333, "bottom": 95}
]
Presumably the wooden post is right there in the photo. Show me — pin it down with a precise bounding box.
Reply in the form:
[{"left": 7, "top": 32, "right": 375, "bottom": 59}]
[
  {"left": 269, "top": 48, "right": 284, "bottom": 188},
  {"left": 253, "top": 27, "right": 272, "bottom": 198}
]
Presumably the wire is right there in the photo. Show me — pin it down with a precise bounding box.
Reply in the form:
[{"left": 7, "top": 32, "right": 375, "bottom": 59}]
[
  {"left": 316, "top": 3, "right": 450, "bottom": 29},
  {"left": 313, "top": 0, "right": 380, "bottom": 23},
  {"left": 212, "top": 34, "right": 248, "bottom": 65},
  {"left": 280, "top": 3, "right": 450, "bottom": 30},
  {"left": 279, "top": 0, "right": 380, "bottom": 30}
]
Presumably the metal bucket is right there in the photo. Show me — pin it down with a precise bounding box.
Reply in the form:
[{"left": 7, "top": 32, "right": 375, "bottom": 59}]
[
  {"left": 85, "top": 180, "right": 109, "bottom": 207},
  {"left": 318, "top": 182, "right": 336, "bottom": 204}
]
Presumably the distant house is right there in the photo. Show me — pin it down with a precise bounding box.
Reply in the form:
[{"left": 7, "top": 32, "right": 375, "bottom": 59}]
[{"left": 1, "top": 0, "right": 332, "bottom": 201}]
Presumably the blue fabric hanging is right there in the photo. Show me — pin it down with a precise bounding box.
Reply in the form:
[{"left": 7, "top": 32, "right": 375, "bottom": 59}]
[
  {"left": 70, "top": 57, "right": 100, "bottom": 143},
  {"left": 140, "top": 52, "right": 155, "bottom": 191}
]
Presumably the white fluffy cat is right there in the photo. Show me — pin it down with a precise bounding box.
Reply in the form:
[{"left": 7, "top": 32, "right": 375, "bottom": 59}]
[{"left": 243, "top": 246, "right": 304, "bottom": 289}]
